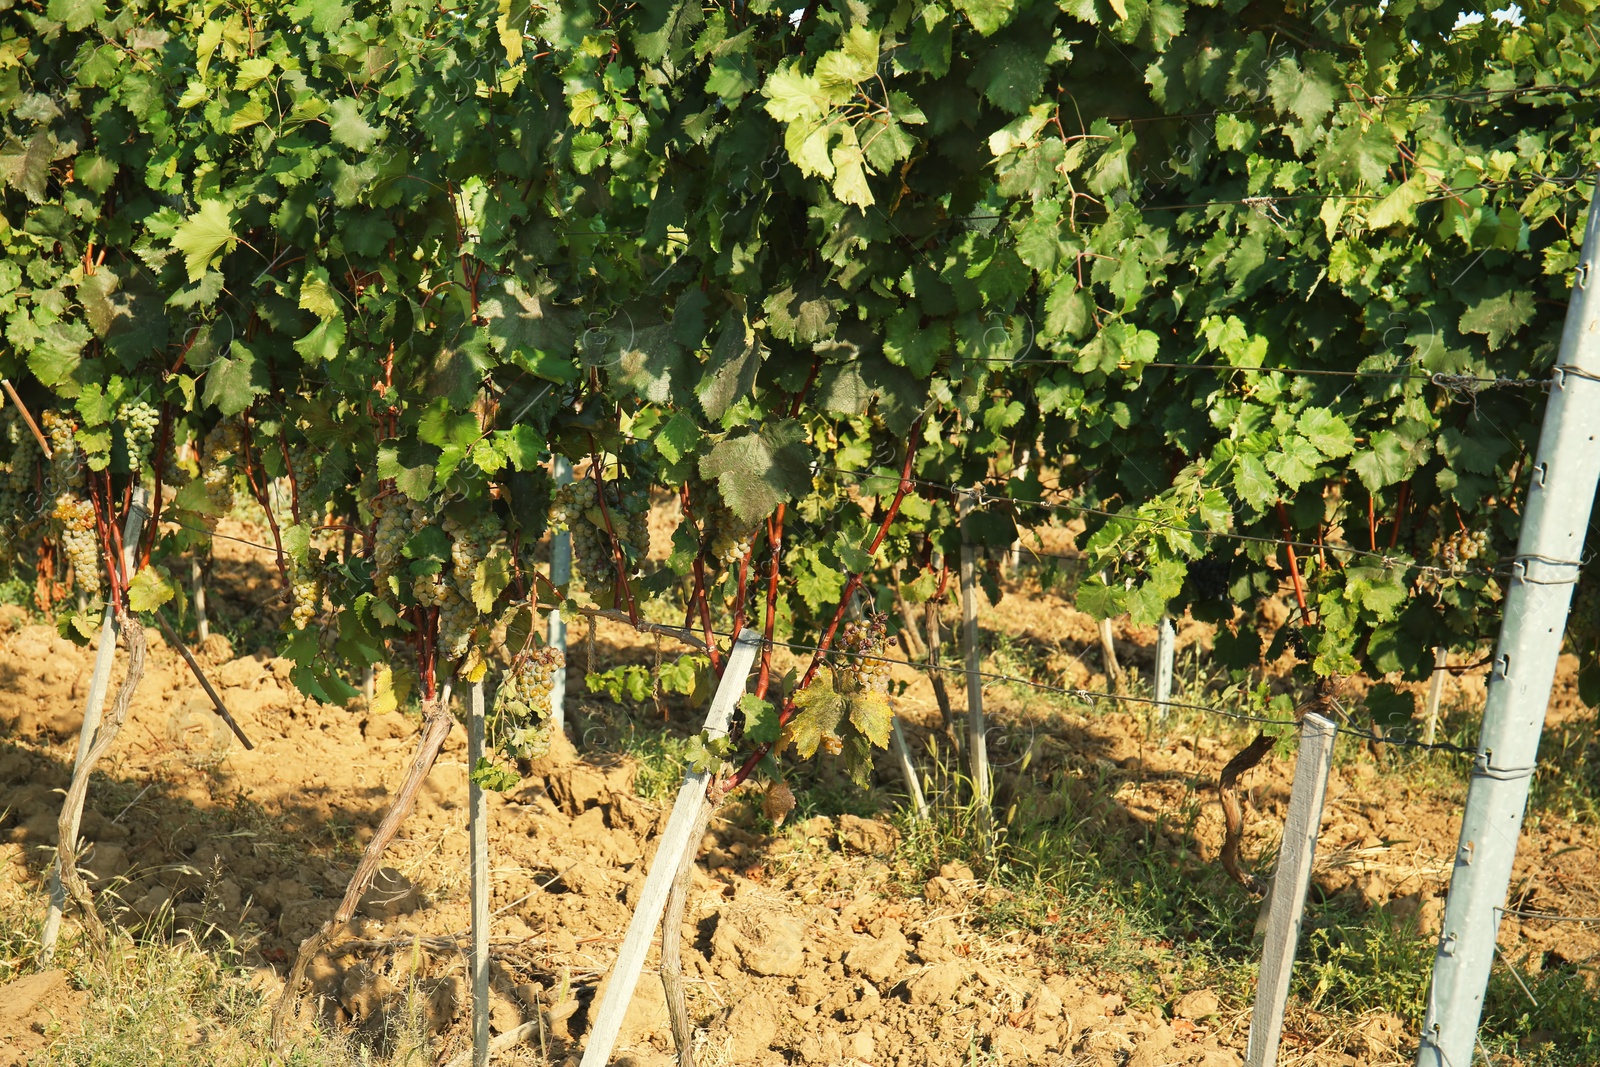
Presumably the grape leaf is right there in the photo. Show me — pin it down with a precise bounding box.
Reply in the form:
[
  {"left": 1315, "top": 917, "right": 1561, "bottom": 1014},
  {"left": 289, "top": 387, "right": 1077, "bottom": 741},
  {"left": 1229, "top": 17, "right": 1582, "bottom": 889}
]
[
  {"left": 699, "top": 421, "right": 813, "bottom": 524},
  {"left": 127, "top": 566, "right": 176, "bottom": 612},
  {"left": 170, "top": 200, "right": 237, "bottom": 282}
]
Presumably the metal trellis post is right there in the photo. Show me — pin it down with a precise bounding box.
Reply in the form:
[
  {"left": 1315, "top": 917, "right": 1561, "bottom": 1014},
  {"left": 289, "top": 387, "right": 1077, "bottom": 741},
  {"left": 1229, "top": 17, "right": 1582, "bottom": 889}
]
[
  {"left": 549, "top": 455, "right": 572, "bottom": 737},
  {"left": 1417, "top": 176, "right": 1600, "bottom": 1066}
]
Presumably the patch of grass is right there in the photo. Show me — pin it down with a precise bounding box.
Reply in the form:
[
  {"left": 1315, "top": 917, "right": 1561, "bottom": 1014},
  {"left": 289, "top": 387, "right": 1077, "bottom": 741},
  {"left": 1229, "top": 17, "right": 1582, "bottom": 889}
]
[
  {"left": 1295, "top": 909, "right": 1433, "bottom": 1021},
  {"left": 612, "top": 723, "right": 698, "bottom": 805},
  {"left": 34, "top": 916, "right": 433, "bottom": 1067},
  {"left": 1480, "top": 952, "right": 1600, "bottom": 1067}
]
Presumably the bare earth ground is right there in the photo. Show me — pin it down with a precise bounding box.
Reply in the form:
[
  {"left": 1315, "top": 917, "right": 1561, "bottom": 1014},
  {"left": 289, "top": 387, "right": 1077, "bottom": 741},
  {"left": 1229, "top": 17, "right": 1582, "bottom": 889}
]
[{"left": 0, "top": 519, "right": 1596, "bottom": 1066}]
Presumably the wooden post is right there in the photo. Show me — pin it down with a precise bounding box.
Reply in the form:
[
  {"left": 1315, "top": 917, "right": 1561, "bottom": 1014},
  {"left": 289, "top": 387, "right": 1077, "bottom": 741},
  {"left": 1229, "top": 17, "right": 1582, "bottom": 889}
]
[
  {"left": 1155, "top": 616, "right": 1176, "bottom": 721},
  {"left": 578, "top": 630, "right": 761, "bottom": 1067},
  {"left": 191, "top": 555, "right": 209, "bottom": 642},
  {"left": 468, "top": 680, "right": 491, "bottom": 1067},
  {"left": 1421, "top": 647, "right": 1447, "bottom": 746},
  {"left": 1245, "top": 712, "right": 1338, "bottom": 1067},
  {"left": 957, "top": 492, "right": 991, "bottom": 839},
  {"left": 891, "top": 716, "right": 930, "bottom": 822},
  {"left": 1098, "top": 614, "right": 1122, "bottom": 691},
  {"left": 41, "top": 488, "right": 148, "bottom": 964}
]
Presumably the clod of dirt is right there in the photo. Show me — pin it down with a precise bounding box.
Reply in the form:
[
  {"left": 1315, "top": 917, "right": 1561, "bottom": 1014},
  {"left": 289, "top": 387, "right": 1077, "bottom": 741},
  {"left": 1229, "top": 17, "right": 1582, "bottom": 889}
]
[
  {"left": 907, "top": 962, "right": 965, "bottom": 1005},
  {"left": 582, "top": 969, "right": 669, "bottom": 1045},
  {"left": 842, "top": 926, "right": 909, "bottom": 986},
  {"left": 0, "top": 969, "right": 86, "bottom": 1066},
  {"left": 719, "top": 992, "right": 780, "bottom": 1060},
  {"left": 1031, "top": 981, "right": 1064, "bottom": 1020},
  {"left": 711, "top": 909, "right": 806, "bottom": 977},
  {"left": 358, "top": 866, "right": 420, "bottom": 919},
  {"left": 835, "top": 813, "right": 899, "bottom": 855},
  {"left": 1174, "top": 988, "right": 1220, "bottom": 1021},
  {"left": 1128, "top": 1022, "right": 1176, "bottom": 1067}
]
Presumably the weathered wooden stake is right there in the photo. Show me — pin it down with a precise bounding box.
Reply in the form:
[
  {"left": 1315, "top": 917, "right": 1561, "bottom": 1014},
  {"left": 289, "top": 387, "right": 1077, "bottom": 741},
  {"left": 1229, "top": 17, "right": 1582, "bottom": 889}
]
[
  {"left": 41, "top": 488, "right": 148, "bottom": 964},
  {"left": 191, "top": 555, "right": 209, "bottom": 642},
  {"left": 1421, "top": 646, "right": 1447, "bottom": 747},
  {"left": 891, "top": 716, "right": 930, "bottom": 822},
  {"left": 1245, "top": 712, "right": 1338, "bottom": 1067},
  {"left": 1155, "top": 616, "right": 1176, "bottom": 721},
  {"left": 1098, "top": 614, "right": 1122, "bottom": 691},
  {"left": 579, "top": 630, "right": 760, "bottom": 1067}
]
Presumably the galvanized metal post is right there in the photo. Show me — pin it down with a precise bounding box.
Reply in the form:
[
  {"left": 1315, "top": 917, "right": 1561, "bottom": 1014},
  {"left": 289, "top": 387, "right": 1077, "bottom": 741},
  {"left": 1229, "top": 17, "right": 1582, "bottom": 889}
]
[
  {"left": 957, "top": 491, "right": 992, "bottom": 840},
  {"left": 1417, "top": 177, "right": 1600, "bottom": 1067},
  {"left": 467, "top": 681, "right": 490, "bottom": 1067},
  {"left": 548, "top": 456, "right": 572, "bottom": 737}
]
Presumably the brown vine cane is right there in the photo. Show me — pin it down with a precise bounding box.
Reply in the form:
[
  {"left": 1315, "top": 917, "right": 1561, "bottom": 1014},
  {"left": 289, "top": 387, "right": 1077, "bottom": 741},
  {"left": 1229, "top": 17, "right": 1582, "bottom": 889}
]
[
  {"left": 1218, "top": 731, "right": 1276, "bottom": 896},
  {"left": 271, "top": 696, "right": 455, "bottom": 1049},
  {"left": 54, "top": 616, "right": 147, "bottom": 943}
]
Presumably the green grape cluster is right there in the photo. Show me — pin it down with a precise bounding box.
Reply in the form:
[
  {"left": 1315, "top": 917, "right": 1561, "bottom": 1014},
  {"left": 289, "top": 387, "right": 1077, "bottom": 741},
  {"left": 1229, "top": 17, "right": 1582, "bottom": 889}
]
[
  {"left": 491, "top": 646, "right": 564, "bottom": 761},
  {"left": 550, "top": 474, "right": 650, "bottom": 592},
  {"left": 0, "top": 412, "right": 39, "bottom": 569},
  {"left": 1440, "top": 527, "right": 1491, "bottom": 574},
  {"left": 119, "top": 401, "right": 159, "bottom": 472},
  {"left": 40, "top": 410, "right": 84, "bottom": 488},
  {"left": 836, "top": 613, "right": 891, "bottom": 697},
  {"left": 52, "top": 496, "right": 102, "bottom": 595},
  {"left": 437, "top": 513, "right": 503, "bottom": 663},
  {"left": 289, "top": 552, "right": 323, "bottom": 630},
  {"left": 437, "top": 584, "right": 475, "bottom": 662},
  {"left": 704, "top": 502, "right": 752, "bottom": 566},
  {"left": 372, "top": 493, "right": 429, "bottom": 601},
  {"left": 200, "top": 423, "right": 245, "bottom": 529}
]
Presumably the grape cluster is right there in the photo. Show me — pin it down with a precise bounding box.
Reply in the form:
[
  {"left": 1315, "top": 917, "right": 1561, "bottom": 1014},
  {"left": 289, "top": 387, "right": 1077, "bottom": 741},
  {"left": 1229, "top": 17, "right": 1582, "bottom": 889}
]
[
  {"left": 119, "top": 400, "right": 159, "bottom": 472},
  {"left": 200, "top": 423, "right": 245, "bottom": 529},
  {"left": 372, "top": 493, "right": 427, "bottom": 598},
  {"left": 52, "top": 496, "right": 102, "bottom": 595},
  {"left": 40, "top": 410, "right": 85, "bottom": 488},
  {"left": 491, "top": 647, "right": 564, "bottom": 761},
  {"left": 437, "top": 513, "right": 502, "bottom": 663},
  {"left": 705, "top": 500, "right": 752, "bottom": 566},
  {"left": 836, "top": 613, "right": 891, "bottom": 697},
  {"left": 550, "top": 474, "right": 650, "bottom": 591},
  {"left": 289, "top": 552, "right": 323, "bottom": 630},
  {"left": 1441, "top": 527, "right": 1490, "bottom": 573}
]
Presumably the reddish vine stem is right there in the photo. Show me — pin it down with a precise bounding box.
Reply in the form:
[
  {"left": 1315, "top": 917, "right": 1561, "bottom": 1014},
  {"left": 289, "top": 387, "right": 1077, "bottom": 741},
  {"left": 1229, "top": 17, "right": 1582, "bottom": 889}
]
[
  {"left": 589, "top": 439, "right": 640, "bottom": 627},
  {"left": 238, "top": 411, "right": 290, "bottom": 586},
  {"left": 755, "top": 505, "right": 786, "bottom": 700},
  {"left": 728, "top": 425, "right": 922, "bottom": 789},
  {"left": 730, "top": 539, "right": 754, "bottom": 646},
  {"left": 690, "top": 555, "right": 723, "bottom": 674},
  {"left": 1275, "top": 500, "right": 1311, "bottom": 623},
  {"left": 679, "top": 483, "right": 724, "bottom": 674},
  {"left": 1367, "top": 496, "right": 1378, "bottom": 553},
  {"left": 1388, "top": 481, "right": 1411, "bottom": 550},
  {"left": 88, "top": 474, "right": 122, "bottom": 605}
]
